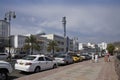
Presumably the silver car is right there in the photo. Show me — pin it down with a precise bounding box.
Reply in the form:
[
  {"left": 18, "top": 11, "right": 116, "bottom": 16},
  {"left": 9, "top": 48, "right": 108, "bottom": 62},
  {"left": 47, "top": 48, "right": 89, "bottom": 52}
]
[
  {"left": 0, "top": 53, "right": 8, "bottom": 60},
  {"left": 54, "top": 54, "right": 73, "bottom": 65}
]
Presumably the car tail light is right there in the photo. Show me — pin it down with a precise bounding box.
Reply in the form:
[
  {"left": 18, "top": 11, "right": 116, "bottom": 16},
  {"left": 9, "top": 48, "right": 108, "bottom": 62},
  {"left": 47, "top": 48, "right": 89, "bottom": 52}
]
[
  {"left": 25, "top": 62, "right": 32, "bottom": 65},
  {"left": 63, "top": 59, "right": 66, "bottom": 62}
]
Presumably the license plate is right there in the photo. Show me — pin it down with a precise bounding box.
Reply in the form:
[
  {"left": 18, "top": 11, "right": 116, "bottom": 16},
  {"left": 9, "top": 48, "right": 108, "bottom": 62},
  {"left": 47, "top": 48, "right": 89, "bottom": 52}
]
[{"left": 20, "top": 63, "right": 23, "bottom": 65}]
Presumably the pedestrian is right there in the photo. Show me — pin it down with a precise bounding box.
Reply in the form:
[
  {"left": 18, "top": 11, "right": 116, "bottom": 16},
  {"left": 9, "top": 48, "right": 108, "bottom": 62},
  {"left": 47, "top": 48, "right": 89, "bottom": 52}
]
[
  {"left": 107, "top": 53, "right": 110, "bottom": 62},
  {"left": 95, "top": 53, "right": 98, "bottom": 63},
  {"left": 104, "top": 54, "right": 107, "bottom": 62},
  {"left": 91, "top": 53, "right": 95, "bottom": 63}
]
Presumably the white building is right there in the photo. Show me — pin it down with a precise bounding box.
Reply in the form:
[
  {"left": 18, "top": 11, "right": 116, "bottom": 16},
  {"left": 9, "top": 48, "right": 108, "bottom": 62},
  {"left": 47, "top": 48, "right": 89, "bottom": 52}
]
[
  {"left": 35, "top": 33, "right": 50, "bottom": 54},
  {"left": 98, "top": 42, "right": 107, "bottom": 50},
  {"left": 8, "top": 35, "right": 27, "bottom": 54},
  {"left": 78, "top": 43, "right": 84, "bottom": 50},
  {"left": 73, "top": 37, "right": 79, "bottom": 51},
  {"left": 87, "top": 43, "right": 96, "bottom": 48},
  {"left": 9, "top": 33, "right": 75, "bottom": 54},
  {"left": 11, "top": 35, "right": 27, "bottom": 48},
  {"left": 41, "top": 34, "right": 73, "bottom": 53},
  {"left": 78, "top": 42, "right": 101, "bottom": 53}
]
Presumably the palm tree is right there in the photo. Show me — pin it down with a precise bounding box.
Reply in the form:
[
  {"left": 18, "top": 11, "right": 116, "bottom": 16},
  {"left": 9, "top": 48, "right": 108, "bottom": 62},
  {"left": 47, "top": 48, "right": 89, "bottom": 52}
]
[
  {"left": 23, "top": 35, "right": 41, "bottom": 54},
  {"left": 47, "top": 40, "right": 58, "bottom": 54}
]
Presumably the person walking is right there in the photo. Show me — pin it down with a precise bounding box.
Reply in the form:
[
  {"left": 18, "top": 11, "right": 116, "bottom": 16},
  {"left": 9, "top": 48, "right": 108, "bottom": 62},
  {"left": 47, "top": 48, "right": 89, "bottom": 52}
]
[
  {"left": 95, "top": 53, "right": 98, "bottom": 63},
  {"left": 91, "top": 53, "right": 95, "bottom": 63},
  {"left": 104, "top": 54, "right": 108, "bottom": 62},
  {"left": 107, "top": 53, "right": 110, "bottom": 62}
]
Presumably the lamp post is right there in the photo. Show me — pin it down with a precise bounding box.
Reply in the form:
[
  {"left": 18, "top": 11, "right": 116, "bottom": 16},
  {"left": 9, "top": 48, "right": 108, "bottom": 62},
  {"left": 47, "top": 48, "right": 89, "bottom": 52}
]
[
  {"left": 62, "top": 17, "right": 68, "bottom": 53},
  {"left": 4, "top": 11, "right": 16, "bottom": 61}
]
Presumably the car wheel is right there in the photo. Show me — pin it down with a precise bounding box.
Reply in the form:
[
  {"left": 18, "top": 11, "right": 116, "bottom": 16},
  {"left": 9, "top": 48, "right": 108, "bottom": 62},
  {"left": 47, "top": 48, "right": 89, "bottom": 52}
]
[
  {"left": 53, "top": 64, "right": 57, "bottom": 69},
  {"left": 66, "top": 61, "right": 69, "bottom": 65},
  {"left": 34, "top": 67, "right": 40, "bottom": 73},
  {"left": 0, "top": 71, "right": 8, "bottom": 80}
]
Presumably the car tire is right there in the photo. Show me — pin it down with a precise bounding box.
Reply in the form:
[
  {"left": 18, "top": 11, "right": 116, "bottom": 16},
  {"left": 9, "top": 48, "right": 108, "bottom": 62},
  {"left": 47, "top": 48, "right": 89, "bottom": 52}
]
[
  {"left": 0, "top": 71, "right": 8, "bottom": 80},
  {"left": 53, "top": 64, "right": 57, "bottom": 69},
  {"left": 34, "top": 67, "right": 41, "bottom": 73},
  {"left": 66, "top": 61, "right": 69, "bottom": 65}
]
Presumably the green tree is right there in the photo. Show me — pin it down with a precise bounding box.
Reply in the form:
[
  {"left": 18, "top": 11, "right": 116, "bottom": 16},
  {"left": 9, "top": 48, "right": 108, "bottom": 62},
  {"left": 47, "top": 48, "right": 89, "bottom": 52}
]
[
  {"left": 107, "top": 44, "right": 115, "bottom": 55},
  {"left": 47, "top": 40, "right": 58, "bottom": 54},
  {"left": 23, "top": 35, "right": 41, "bottom": 54}
]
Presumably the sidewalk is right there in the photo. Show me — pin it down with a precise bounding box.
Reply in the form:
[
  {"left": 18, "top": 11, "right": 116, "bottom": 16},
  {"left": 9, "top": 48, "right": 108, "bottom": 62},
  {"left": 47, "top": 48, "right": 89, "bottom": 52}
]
[
  {"left": 15, "top": 56, "right": 118, "bottom": 80},
  {"left": 96, "top": 56, "right": 118, "bottom": 80}
]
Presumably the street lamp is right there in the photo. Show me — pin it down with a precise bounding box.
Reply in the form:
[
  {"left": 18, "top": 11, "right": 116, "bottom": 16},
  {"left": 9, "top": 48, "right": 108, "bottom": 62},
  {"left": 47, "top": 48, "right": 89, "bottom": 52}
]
[
  {"left": 62, "top": 17, "right": 68, "bottom": 52},
  {"left": 4, "top": 11, "right": 16, "bottom": 60}
]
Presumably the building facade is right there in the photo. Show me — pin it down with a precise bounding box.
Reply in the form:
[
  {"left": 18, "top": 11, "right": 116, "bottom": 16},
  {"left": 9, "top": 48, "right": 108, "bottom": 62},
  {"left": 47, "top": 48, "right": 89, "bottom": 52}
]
[
  {"left": 10, "top": 35, "right": 27, "bottom": 48},
  {"left": 98, "top": 42, "right": 107, "bottom": 50},
  {"left": 8, "top": 35, "right": 27, "bottom": 54},
  {"left": 9, "top": 33, "right": 75, "bottom": 54},
  {"left": 0, "top": 20, "right": 9, "bottom": 52},
  {"left": 41, "top": 34, "right": 73, "bottom": 53},
  {"left": 0, "top": 20, "right": 9, "bottom": 38}
]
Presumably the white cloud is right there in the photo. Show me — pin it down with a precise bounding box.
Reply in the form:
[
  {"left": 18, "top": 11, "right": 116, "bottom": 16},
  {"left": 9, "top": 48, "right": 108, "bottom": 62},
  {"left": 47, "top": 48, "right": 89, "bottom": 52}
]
[{"left": 11, "top": 24, "right": 45, "bottom": 35}]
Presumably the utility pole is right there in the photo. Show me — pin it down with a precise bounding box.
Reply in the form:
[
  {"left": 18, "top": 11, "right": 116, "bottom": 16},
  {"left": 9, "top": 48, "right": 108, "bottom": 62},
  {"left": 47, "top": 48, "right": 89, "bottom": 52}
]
[
  {"left": 62, "top": 17, "right": 67, "bottom": 52},
  {"left": 62, "top": 17, "right": 66, "bottom": 37}
]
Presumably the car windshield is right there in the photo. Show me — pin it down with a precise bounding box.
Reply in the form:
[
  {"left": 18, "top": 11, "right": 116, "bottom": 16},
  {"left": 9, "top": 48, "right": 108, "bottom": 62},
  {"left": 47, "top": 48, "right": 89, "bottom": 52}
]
[
  {"left": 22, "top": 56, "right": 36, "bottom": 60},
  {"left": 57, "top": 54, "right": 66, "bottom": 58}
]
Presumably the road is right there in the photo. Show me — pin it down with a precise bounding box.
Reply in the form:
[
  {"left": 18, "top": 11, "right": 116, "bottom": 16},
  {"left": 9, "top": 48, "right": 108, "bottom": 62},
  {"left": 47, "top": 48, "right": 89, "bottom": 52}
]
[
  {"left": 10, "top": 57, "right": 118, "bottom": 80},
  {"left": 9, "top": 59, "right": 92, "bottom": 80}
]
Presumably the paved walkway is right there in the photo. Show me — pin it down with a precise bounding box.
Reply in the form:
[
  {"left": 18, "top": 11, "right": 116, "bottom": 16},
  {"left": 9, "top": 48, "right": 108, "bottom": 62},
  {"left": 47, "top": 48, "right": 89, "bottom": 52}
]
[{"left": 15, "top": 56, "right": 118, "bottom": 80}]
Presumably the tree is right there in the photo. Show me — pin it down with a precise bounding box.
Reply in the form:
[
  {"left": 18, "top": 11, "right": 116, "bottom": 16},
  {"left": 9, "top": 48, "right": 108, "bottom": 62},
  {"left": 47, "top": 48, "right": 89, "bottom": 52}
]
[
  {"left": 23, "top": 35, "right": 41, "bottom": 54},
  {"left": 47, "top": 40, "right": 58, "bottom": 54},
  {"left": 107, "top": 44, "right": 115, "bottom": 55}
]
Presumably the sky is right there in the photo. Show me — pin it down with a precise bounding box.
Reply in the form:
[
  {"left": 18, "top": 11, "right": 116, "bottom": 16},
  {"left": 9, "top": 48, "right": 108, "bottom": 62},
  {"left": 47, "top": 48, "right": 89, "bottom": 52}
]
[{"left": 0, "top": 0, "right": 120, "bottom": 43}]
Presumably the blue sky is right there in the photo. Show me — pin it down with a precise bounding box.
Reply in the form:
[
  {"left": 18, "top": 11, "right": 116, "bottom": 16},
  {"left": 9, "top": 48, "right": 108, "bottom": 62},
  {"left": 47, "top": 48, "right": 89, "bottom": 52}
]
[{"left": 0, "top": 0, "right": 120, "bottom": 43}]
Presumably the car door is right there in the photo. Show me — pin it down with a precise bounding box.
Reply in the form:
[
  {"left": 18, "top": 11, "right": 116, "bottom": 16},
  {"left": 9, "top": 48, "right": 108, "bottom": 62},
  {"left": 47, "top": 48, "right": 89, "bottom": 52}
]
[
  {"left": 38, "top": 57, "right": 46, "bottom": 70},
  {"left": 67, "top": 55, "right": 73, "bottom": 64},
  {"left": 44, "top": 57, "right": 54, "bottom": 69}
]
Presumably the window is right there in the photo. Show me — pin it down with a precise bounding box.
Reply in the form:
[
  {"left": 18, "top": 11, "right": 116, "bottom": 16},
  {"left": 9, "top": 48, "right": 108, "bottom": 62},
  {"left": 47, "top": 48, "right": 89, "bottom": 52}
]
[
  {"left": 0, "top": 54, "right": 7, "bottom": 56},
  {"left": 38, "top": 57, "right": 45, "bottom": 61},
  {"left": 61, "top": 42, "right": 64, "bottom": 45},
  {"left": 22, "top": 56, "right": 36, "bottom": 60},
  {"left": 45, "top": 57, "right": 52, "bottom": 61}
]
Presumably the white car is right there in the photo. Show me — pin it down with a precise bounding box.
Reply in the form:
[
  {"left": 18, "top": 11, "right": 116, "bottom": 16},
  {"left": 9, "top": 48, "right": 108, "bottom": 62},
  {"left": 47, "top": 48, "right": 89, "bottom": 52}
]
[
  {"left": 0, "top": 61, "right": 13, "bottom": 80},
  {"left": 15, "top": 55, "right": 58, "bottom": 72},
  {"left": 54, "top": 54, "right": 73, "bottom": 65}
]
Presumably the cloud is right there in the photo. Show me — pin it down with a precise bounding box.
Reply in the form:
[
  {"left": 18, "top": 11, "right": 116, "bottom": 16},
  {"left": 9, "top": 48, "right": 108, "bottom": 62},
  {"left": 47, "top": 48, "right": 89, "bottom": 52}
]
[{"left": 6, "top": 3, "right": 120, "bottom": 43}]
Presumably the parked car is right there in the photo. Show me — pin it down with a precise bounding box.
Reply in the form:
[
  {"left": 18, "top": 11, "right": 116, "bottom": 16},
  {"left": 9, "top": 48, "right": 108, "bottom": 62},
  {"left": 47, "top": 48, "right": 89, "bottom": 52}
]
[
  {"left": 81, "top": 54, "right": 91, "bottom": 60},
  {"left": 54, "top": 54, "right": 73, "bottom": 65},
  {"left": 72, "top": 55, "right": 83, "bottom": 62},
  {"left": 72, "top": 55, "right": 80, "bottom": 62},
  {"left": 0, "top": 53, "right": 9, "bottom": 60},
  {"left": 11, "top": 51, "right": 27, "bottom": 58},
  {"left": 15, "top": 55, "right": 58, "bottom": 73},
  {"left": 0, "top": 61, "right": 13, "bottom": 80}
]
